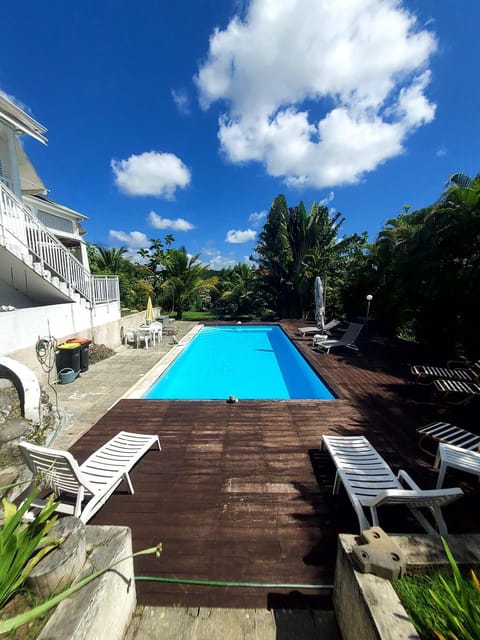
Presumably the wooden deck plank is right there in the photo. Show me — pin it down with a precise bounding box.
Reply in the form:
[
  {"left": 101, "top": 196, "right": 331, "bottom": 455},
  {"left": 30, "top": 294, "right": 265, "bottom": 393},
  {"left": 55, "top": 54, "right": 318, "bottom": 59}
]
[{"left": 71, "top": 321, "right": 480, "bottom": 608}]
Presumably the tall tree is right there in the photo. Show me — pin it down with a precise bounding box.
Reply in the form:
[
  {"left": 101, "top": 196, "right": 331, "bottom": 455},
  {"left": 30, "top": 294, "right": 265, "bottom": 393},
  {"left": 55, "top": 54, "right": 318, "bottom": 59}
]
[
  {"left": 253, "top": 195, "right": 360, "bottom": 319},
  {"left": 254, "top": 195, "right": 292, "bottom": 317},
  {"left": 366, "top": 172, "right": 480, "bottom": 355}
]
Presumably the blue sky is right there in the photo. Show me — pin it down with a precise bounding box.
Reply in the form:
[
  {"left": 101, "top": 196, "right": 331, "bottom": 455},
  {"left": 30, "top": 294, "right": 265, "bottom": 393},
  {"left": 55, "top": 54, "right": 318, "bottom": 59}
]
[{"left": 1, "top": 1, "right": 478, "bottom": 269}]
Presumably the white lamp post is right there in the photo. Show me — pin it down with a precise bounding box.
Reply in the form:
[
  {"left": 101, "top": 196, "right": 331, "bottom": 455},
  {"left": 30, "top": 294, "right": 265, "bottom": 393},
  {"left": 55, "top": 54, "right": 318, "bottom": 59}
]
[{"left": 365, "top": 294, "right": 373, "bottom": 334}]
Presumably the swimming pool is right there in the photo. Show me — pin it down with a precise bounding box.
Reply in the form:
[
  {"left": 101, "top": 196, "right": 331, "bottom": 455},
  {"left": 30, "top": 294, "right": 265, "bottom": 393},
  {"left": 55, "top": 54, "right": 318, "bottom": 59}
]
[{"left": 143, "top": 325, "right": 335, "bottom": 400}]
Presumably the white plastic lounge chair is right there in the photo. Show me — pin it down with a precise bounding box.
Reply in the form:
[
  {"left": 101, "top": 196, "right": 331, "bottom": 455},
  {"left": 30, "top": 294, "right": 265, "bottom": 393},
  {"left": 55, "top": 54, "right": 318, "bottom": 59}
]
[
  {"left": 321, "top": 435, "right": 463, "bottom": 535},
  {"left": 298, "top": 318, "right": 341, "bottom": 336},
  {"left": 433, "top": 378, "right": 480, "bottom": 404},
  {"left": 18, "top": 431, "right": 160, "bottom": 523},
  {"left": 410, "top": 359, "right": 480, "bottom": 384},
  {"left": 416, "top": 422, "right": 480, "bottom": 456},
  {"left": 315, "top": 322, "right": 363, "bottom": 354},
  {"left": 435, "top": 443, "right": 480, "bottom": 489}
]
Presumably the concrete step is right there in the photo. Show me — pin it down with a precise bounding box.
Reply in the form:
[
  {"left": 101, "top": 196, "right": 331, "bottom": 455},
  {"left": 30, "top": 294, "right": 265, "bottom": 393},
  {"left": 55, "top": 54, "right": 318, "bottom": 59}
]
[{"left": 125, "top": 607, "right": 340, "bottom": 640}]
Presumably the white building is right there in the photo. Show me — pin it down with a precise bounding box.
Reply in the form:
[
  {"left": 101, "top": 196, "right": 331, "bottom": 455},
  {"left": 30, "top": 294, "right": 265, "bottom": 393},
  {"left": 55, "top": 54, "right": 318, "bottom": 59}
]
[{"left": 0, "top": 92, "right": 121, "bottom": 383}]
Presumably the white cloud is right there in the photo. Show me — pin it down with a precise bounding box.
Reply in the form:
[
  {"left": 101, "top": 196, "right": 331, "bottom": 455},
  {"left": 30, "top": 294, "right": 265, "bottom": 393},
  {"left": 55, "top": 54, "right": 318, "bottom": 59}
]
[
  {"left": 195, "top": 0, "right": 437, "bottom": 188},
  {"left": 225, "top": 228, "right": 256, "bottom": 243},
  {"left": 109, "top": 229, "right": 149, "bottom": 248},
  {"left": 148, "top": 210, "right": 195, "bottom": 231},
  {"left": 436, "top": 146, "right": 447, "bottom": 157},
  {"left": 320, "top": 192, "right": 335, "bottom": 206},
  {"left": 111, "top": 151, "right": 191, "bottom": 198},
  {"left": 248, "top": 210, "right": 267, "bottom": 228},
  {"left": 171, "top": 88, "right": 190, "bottom": 115},
  {"left": 208, "top": 255, "right": 238, "bottom": 269},
  {"left": 200, "top": 247, "right": 238, "bottom": 269}
]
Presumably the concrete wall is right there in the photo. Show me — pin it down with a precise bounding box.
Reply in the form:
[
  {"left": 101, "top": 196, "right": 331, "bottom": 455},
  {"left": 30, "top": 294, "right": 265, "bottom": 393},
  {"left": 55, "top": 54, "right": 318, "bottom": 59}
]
[
  {"left": 0, "top": 280, "right": 32, "bottom": 307},
  {"left": 0, "top": 304, "right": 161, "bottom": 386}
]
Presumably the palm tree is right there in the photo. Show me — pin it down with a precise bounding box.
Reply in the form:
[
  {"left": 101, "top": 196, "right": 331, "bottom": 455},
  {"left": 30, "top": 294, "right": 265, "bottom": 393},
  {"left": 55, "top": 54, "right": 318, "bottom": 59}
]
[
  {"left": 220, "top": 264, "right": 260, "bottom": 316},
  {"left": 95, "top": 246, "right": 129, "bottom": 274},
  {"left": 441, "top": 172, "right": 480, "bottom": 209},
  {"left": 160, "top": 249, "right": 218, "bottom": 319}
]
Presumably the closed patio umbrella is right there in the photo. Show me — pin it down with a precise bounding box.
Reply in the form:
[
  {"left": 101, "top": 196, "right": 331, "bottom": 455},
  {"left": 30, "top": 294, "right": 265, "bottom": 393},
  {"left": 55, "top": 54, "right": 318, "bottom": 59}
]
[
  {"left": 145, "top": 296, "right": 154, "bottom": 324},
  {"left": 314, "top": 276, "right": 325, "bottom": 333}
]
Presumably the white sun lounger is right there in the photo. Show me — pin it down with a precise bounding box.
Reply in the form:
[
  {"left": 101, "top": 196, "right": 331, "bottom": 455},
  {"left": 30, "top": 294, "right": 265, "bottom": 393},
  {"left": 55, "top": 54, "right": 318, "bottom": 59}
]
[
  {"left": 298, "top": 319, "right": 341, "bottom": 336},
  {"left": 433, "top": 378, "right": 480, "bottom": 404},
  {"left": 19, "top": 431, "right": 160, "bottom": 523},
  {"left": 315, "top": 322, "right": 363, "bottom": 353},
  {"left": 416, "top": 421, "right": 480, "bottom": 456},
  {"left": 321, "top": 435, "right": 463, "bottom": 534},
  {"left": 410, "top": 360, "right": 480, "bottom": 383}
]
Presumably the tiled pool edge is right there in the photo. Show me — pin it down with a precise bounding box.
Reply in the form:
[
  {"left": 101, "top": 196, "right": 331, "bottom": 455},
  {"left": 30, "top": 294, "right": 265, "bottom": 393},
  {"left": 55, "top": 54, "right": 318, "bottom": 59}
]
[{"left": 122, "top": 324, "right": 204, "bottom": 399}]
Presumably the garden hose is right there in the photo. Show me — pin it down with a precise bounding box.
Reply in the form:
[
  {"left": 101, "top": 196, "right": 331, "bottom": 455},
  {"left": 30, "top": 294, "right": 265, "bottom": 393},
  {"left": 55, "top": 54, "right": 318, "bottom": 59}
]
[
  {"left": 35, "top": 334, "right": 64, "bottom": 444},
  {"left": 135, "top": 576, "right": 334, "bottom": 590}
]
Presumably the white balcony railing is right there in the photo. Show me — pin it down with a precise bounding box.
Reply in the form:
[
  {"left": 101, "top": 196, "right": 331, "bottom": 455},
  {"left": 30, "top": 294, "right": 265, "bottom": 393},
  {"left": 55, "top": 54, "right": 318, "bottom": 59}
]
[{"left": 0, "top": 180, "right": 119, "bottom": 306}]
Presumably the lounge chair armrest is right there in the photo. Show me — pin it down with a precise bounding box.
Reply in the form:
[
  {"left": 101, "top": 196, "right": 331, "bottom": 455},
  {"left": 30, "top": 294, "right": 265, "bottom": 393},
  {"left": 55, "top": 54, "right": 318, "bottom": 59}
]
[
  {"left": 362, "top": 486, "right": 463, "bottom": 508},
  {"left": 397, "top": 469, "right": 422, "bottom": 491}
]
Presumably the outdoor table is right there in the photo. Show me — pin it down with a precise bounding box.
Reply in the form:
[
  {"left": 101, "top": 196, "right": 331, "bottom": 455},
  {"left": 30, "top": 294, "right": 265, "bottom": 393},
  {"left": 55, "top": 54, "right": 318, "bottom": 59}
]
[{"left": 139, "top": 322, "right": 162, "bottom": 344}]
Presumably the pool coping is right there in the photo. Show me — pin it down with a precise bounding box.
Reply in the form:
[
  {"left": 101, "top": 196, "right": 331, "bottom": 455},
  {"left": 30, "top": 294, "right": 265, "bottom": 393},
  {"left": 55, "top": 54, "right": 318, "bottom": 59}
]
[{"left": 122, "top": 324, "right": 204, "bottom": 399}]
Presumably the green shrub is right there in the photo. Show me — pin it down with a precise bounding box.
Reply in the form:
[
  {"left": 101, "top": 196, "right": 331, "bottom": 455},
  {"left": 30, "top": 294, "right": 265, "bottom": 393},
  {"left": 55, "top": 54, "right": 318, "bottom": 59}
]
[{"left": 394, "top": 537, "right": 480, "bottom": 640}]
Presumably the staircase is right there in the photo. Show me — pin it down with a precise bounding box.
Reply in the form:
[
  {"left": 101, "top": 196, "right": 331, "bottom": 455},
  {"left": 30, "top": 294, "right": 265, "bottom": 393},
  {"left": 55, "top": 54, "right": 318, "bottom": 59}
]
[{"left": 0, "top": 180, "right": 119, "bottom": 307}]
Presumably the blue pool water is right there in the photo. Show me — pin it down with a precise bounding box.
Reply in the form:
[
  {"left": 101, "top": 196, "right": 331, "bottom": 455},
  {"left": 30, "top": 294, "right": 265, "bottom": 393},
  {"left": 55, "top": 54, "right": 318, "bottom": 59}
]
[{"left": 143, "top": 325, "right": 335, "bottom": 400}]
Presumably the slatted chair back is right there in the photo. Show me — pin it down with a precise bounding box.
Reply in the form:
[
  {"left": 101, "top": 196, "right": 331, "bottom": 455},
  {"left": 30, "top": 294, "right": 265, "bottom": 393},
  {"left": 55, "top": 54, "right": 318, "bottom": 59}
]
[{"left": 18, "top": 442, "right": 94, "bottom": 497}]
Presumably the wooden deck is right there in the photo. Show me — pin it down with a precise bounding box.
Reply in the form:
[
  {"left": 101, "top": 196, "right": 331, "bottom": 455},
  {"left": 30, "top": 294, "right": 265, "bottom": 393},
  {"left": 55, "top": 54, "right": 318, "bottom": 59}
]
[{"left": 71, "top": 321, "right": 480, "bottom": 608}]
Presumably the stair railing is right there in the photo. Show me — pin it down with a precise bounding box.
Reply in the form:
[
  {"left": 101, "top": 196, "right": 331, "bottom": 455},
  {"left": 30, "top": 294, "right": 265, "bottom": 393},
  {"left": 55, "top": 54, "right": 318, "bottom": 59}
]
[{"left": 0, "top": 180, "right": 119, "bottom": 306}]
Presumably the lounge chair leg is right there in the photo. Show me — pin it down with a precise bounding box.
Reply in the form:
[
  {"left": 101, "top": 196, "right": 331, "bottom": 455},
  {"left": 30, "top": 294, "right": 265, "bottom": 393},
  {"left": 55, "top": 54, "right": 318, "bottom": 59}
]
[
  {"left": 124, "top": 472, "right": 134, "bottom": 494},
  {"left": 435, "top": 463, "right": 447, "bottom": 489},
  {"left": 409, "top": 506, "right": 446, "bottom": 535}
]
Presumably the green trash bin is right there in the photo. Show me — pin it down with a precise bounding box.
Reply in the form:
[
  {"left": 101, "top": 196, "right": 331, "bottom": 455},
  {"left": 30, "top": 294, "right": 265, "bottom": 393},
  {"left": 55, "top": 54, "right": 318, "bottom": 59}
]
[
  {"left": 66, "top": 338, "right": 91, "bottom": 372},
  {"left": 56, "top": 342, "right": 81, "bottom": 380}
]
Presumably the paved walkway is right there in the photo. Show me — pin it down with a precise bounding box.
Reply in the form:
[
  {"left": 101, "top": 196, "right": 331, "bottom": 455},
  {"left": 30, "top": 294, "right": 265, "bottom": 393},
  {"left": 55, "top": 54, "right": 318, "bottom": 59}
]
[
  {"left": 48, "top": 321, "right": 339, "bottom": 640},
  {"left": 51, "top": 323, "right": 197, "bottom": 450}
]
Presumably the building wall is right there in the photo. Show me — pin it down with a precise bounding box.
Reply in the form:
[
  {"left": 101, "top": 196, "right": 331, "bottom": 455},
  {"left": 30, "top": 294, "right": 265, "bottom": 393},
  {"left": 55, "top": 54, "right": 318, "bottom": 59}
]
[
  {"left": 0, "top": 304, "right": 160, "bottom": 386},
  {"left": 0, "top": 279, "right": 32, "bottom": 307}
]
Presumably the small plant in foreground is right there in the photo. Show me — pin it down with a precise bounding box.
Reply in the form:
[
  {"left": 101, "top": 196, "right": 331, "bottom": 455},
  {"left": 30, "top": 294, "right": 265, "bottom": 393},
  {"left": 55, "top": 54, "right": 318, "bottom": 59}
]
[
  {"left": 429, "top": 537, "right": 480, "bottom": 640},
  {"left": 0, "top": 485, "right": 162, "bottom": 635},
  {"left": 394, "top": 537, "right": 480, "bottom": 640},
  {"left": 0, "top": 488, "right": 60, "bottom": 610}
]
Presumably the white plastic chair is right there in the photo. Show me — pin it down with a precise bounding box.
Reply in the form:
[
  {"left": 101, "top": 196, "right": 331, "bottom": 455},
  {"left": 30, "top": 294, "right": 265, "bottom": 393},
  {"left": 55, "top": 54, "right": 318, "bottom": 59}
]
[
  {"left": 435, "top": 443, "right": 480, "bottom": 489},
  {"left": 124, "top": 329, "right": 137, "bottom": 347},
  {"left": 134, "top": 329, "right": 151, "bottom": 348},
  {"left": 18, "top": 431, "right": 160, "bottom": 523},
  {"left": 321, "top": 435, "right": 463, "bottom": 535},
  {"left": 298, "top": 319, "right": 341, "bottom": 336}
]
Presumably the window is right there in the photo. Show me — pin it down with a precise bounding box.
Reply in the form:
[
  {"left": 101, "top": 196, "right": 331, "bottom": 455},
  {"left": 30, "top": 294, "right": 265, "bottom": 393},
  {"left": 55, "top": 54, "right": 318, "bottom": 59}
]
[{"left": 37, "top": 210, "right": 75, "bottom": 234}]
